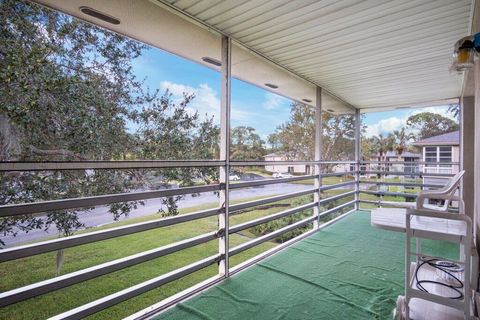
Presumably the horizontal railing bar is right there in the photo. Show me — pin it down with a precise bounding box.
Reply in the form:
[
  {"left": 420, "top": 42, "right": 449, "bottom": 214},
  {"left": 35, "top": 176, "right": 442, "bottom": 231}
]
[
  {"left": 2, "top": 160, "right": 454, "bottom": 172},
  {"left": 359, "top": 199, "right": 416, "bottom": 206},
  {"left": 229, "top": 216, "right": 315, "bottom": 256},
  {"left": 360, "top": 171, "right": 455, "bottom": 177},
  {"left": 360, "top": 161, "right": 459, "bottom": 165},
  {"left": 229, "top": 202, "right": 317, "bottom": 234},
  {"left": 229, "top": 188, "right": 317, "bottom": 213},
  {"left": 319, "top": 191, "right": 356, "bottom": 204},
  {"left": 0, "top": 184, "right": 219, "bottom": 218},
  {"left": 0, "top": 160, "right": 225, "bottom": 172},
  {"left": 0, "top": 160, "right": 459, "bottom": 171},
  {"left": 230, "top": 161, "right": 320, "bottom": 166},
  {"left": 48, "top": 254, "right": 220, "bottom": 320},
  {"left": 0, "top": 208, "right": 218, "bottom": 262},
  {"left": 318, "top": 200, "right": 357, "bottom": 219},
  {"left": 320, "top": 161, "right": 356, "bottom": 164},
  {"left": 360, "top": 190, "right": 417, "bottom": 198},
  {"left": 320, "top": 172, "right": 354, "bottom": 177},
  {"left": 0, "top": 232, "right": 218, "bottom": 307},
  {"left": 359, "top": 199, "right": 382, "bottom": 205},
  {"left": 230, "top": 160, "right": 355, "bottom": 166},
  {"left": 320, "top": 180, "right": 356, "bottom": 191},
  {"left": 359, "top": 180, "right": 441, "bottom": 188},
  {"left": 229, "top": 175, "right": 314, "bottom": 189}
]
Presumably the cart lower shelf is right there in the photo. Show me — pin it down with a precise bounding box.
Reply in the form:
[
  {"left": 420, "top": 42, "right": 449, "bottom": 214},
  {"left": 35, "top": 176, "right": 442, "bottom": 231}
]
[{"left": 402, "top": 262, "right": 474, "bottom": 320}]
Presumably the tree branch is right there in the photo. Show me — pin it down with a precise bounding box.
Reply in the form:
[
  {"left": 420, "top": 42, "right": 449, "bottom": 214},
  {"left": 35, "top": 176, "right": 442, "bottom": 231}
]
[{"left": 29, "top": 145, "right": 87, "bottom": 160}]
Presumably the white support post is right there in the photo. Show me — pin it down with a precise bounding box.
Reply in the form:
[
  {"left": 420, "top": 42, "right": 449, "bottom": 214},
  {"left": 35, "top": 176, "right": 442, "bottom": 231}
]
[
  {"left": 219, "top": 36, "right": 231, "bottom": 277},
  {"left": 354, "top": 109, "right": 361, "bottom": 210},
  {"left": 314, "top": 87, "right": 322, "bottom": 229}
]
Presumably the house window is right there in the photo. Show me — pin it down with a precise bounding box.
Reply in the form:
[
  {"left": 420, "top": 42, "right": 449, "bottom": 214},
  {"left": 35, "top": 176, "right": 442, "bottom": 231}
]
[
  {"left": 423, "top": 146, "right": 453, "bottom": 174},
  {"left": 439, "top": 146, "right": 452, "bottom": 166},
  {"left": 425, "top": 147, "right": 437, "bottom": 165}
]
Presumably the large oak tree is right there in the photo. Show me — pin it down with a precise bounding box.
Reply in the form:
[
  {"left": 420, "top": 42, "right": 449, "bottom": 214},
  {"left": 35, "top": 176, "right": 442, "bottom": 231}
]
[{"left": 0, "top": 0, "right": 219, "bottom": 259}]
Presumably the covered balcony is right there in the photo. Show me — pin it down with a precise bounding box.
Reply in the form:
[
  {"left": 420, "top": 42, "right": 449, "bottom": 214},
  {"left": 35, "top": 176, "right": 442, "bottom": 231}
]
[{"left": 1, "top": 1, "right": 479, "bottom": 319}]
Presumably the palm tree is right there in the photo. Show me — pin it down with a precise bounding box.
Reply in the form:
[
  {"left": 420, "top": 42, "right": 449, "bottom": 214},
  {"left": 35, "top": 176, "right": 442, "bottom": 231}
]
[
  {"left": 389, "top": 128, "right": 413, "bottom": 160},
  {"left": 370, "top": 134, "right": 393, "bottom": 162}
]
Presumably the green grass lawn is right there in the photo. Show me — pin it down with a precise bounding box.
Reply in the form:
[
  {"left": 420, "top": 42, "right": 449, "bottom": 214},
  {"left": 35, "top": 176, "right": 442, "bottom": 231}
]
[{"left": 2, "top": 191, "right": 348, "bottom": 320}]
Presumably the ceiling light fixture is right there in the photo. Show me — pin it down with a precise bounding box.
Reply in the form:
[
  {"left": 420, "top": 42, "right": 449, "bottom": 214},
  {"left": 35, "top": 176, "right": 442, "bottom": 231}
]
[
  {"left": 202, "top": 57, "right": 222, "bottom": 67},
  {"left": 302, "top": 99, "right": 312, "bottom": 103},
  {"left": 451, "top": 33, "right": 480, "bottom": 72},
  {"left": 264, "top": 83, "right": 278, "bottom": 89},
  {"left": 80, "top": 7, "right": 120, "bottom": 25}
]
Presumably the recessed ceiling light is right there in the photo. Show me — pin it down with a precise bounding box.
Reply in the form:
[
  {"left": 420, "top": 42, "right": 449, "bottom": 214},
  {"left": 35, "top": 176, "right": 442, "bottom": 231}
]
[
  {"left": 80, "top": 7, "right": 120, "bottom": 25},
  {"left": 264, "top": 83, "right": 278, "bottom": 89},
  {"left": 302, "top": 99, "right": 312, "bottom": 103},
  {"left": 327, "top": 109, "right": 335, "bottom": 113},
  {"left": 202, "top": 57, "right": 222, "bottom": 67}
]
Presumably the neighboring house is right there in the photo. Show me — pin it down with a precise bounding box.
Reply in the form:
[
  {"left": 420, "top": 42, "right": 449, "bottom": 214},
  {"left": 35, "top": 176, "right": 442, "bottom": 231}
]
[
  {"left": 369, "top": 150, "right": 421, "bottom": 176},
  {"left": 264, "top": 153, "right": 314, "bottom": 175},
  {"left": 370, "top": 150, "right": 421, "bottom": 163},
  {"left": 264, "top": 153, "right": 353, "bottom": 175},
  {"left": 412, "top": 130, "right": 460, "bottom": 187}
]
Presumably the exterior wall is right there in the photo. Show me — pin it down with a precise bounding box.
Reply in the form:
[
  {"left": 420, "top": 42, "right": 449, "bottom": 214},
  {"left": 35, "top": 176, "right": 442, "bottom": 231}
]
[
  {"left": 474, "top": 16, "right": 480, "bottom": 247},
  {"left": 462, "top": 96, "right": 475, "bottom": 220},
  {"left": 332, "top": 163, "right": 351, "bottom": 173},
  {"left": 453, "top": 145, "right": 460, "bottom": 164},
  {"left": 264, "top": 155, "right": 310, "bottom": 174}
]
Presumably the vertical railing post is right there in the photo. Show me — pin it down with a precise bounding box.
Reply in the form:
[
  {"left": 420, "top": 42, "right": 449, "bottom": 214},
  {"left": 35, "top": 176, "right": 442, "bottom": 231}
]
[
  {"left": 314, "top": 86, "right": 322, "bottom": 228},
  {"left": 354, "top": 109, "right": 361, "bottom": 210},
  {"left": 219, "top": 36, "right": 231, "bottom": 277}
]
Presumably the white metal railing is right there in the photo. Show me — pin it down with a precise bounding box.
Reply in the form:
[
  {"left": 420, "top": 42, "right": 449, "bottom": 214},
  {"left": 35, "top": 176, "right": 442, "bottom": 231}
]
[
  {"left": 0, "top": 160, "right": 357, "bottom": 319},
  {"left": 0, "top": 33, "right": 362, "bottom": 319},
  {"left": 357, "top": 161, "right": 460, "bottom": 208},
  {"left": 422, "top": 165, "right": 455, "bottom": 174}
]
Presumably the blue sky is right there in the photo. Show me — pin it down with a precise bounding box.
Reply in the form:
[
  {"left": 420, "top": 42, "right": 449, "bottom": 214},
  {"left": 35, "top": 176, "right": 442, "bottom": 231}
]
[{"left": 132, "top": 46, "right": 456, "bottom": 140}]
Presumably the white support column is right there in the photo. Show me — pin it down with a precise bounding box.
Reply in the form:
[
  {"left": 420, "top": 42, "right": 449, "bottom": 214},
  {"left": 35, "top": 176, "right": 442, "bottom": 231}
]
[
  {"left": 354, "top": 109, "right": 361, "bottom": 210},
  {"left": 219, "top": 36, "right": 231, "bottom": 277},
  {"left": 314, "top": 87, "right": 322, "bottom": 229},
  {"left": 461, "top": 96, "right": 475, "bottom": 220}
]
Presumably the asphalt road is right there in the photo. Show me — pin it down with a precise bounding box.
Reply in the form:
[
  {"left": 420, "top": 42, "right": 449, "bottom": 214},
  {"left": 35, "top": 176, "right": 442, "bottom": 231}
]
[{"left": 2, "top": 183, "right": 314, "bottom": 247}]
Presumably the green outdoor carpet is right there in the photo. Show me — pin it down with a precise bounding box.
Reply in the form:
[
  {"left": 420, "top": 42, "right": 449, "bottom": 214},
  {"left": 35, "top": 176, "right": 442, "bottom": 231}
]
[{"left": 156, "top": 211, "right": 458, "bottom": 320}]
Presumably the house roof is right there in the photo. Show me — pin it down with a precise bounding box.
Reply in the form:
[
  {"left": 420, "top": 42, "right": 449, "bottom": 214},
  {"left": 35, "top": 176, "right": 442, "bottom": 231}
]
[{"left": 412, "top": 130, "right": 460, "bottom": 146}]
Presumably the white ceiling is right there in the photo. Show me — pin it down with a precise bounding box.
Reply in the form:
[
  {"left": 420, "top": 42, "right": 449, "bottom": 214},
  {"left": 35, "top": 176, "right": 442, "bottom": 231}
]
[
  {"left": 160, "top": 0, "right": 473, "bottom": 110},
  {"left": 33, "top": 0, "right": 473, "bottom": 111}
]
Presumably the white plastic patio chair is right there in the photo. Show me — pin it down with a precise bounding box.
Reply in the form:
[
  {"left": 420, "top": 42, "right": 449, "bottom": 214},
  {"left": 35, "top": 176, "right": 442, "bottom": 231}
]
[{"left": 380, "top": 170, "right": 465, "bottom": 213}]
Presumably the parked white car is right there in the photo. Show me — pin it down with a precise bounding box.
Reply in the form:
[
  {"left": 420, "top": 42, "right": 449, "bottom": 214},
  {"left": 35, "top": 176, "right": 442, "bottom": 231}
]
[
  {"left": 229, "top": 174, "right": 240, "bottom": 181},
  {"left": 272, "top": 172, "right": 294, "bottom": 179}
]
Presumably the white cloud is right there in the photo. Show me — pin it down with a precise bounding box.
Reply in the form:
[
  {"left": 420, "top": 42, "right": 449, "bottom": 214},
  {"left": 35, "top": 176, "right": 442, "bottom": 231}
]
[
  {"left": 364, "top": 105, "right": 457, "bottom": 138},
  {"left": 158, "top": 81, "right": 264, "bottom": 125},
  {"left": 364, "top": 116, "right": 406, "bottom": 138},
  {"left": 262, "top": 93, "right": 286, "bottom": 110},
  {"left": 159, "top": 81, "right": 220, "bottom": 120}
]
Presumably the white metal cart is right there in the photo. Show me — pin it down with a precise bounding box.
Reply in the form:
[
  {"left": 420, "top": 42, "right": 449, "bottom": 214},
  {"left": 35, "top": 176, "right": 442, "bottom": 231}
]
[{"left": 404, "top": 208, "right": 473, "bottom": 320}]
